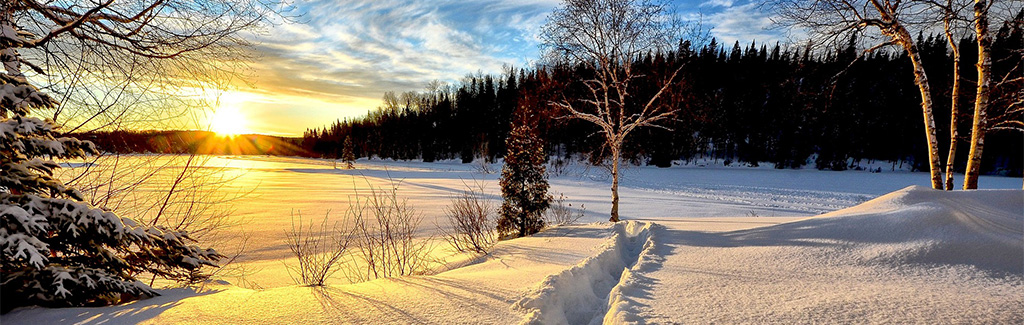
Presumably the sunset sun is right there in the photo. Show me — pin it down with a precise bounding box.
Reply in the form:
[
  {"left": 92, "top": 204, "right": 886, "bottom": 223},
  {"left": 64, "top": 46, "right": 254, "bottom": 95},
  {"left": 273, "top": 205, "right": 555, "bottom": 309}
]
[
  {"left": 210, "top": 95, "right": 251, "bottom": 136},
  {"left": 210, "top": 106, "right": 249, "bottom": 136}
]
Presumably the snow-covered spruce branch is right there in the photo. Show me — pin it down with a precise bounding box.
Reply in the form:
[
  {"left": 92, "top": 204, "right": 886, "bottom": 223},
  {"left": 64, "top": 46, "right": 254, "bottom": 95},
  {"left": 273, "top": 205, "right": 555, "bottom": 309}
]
[{"left": 1, "top": 193, "right": 223, "bottom": 310}]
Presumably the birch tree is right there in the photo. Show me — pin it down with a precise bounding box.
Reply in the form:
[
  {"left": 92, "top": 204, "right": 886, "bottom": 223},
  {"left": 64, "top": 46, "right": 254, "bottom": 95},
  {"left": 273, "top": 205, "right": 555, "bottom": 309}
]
[
  {"left": 936, "top": 0, "right": 972, "bottom": 190},
  {"left": 541, "top": 0, "right": 685, "bottom": 222},
  {"left": 771, "top": 0, "right": 947, "bottom": 189},
  {"left": 963, "top": 3, "right": 1022, "bottom": 189},
  {"left": 963, "top": 0, "right": 994, "bottom": 189}
]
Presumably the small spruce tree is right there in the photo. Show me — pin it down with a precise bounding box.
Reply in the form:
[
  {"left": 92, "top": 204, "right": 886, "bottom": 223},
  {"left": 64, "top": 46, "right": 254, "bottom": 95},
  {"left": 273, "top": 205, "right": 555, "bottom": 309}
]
[
  {"left": 1, "top": 27, "right": 221, "bottom": 312},
  {"left": 497, "top": 108, "right": 551, "bottom": 239},
  {"left": 342, "top": 136, "right": 356, "bottom": 169}
]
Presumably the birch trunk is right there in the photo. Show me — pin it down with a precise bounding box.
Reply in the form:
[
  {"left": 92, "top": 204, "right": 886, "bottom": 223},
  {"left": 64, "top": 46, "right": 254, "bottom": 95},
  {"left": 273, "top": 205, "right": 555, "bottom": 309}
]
[
  {"left": 895, "top": 27, "right": 945, "bottom": 190},
  {"left": 945, "top": 57, "right": 961, "bottom": 190},
  {"left": 610, "top": 145, "right": 621, "bottom": 222},
  {"left": 964, "top": 0, "right": 991, "bottom": 190},
  {"left": 944, "top": 16, "right": 962, "bottom": 191}
]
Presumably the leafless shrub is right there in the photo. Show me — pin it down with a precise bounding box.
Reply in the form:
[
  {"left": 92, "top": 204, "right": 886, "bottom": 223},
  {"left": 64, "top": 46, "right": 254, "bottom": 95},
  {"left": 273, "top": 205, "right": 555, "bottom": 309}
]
[
  {"left": 545, "top": 193, "right": 585, "bottom": 226},
  {"left": 439, "top": 184, "right": 496, "bottom": 253},
  {"left": 548, "top": 157, "right": 568, "bottom": 177},
  {"left": 474, "top": 156, "right": 496, "bottom": 174},
  {"left": 286, "top": 211, "right": 352, "bottom": 286},
  {"left": 346, "top": 180, "right": 432, "bottom": 282}
]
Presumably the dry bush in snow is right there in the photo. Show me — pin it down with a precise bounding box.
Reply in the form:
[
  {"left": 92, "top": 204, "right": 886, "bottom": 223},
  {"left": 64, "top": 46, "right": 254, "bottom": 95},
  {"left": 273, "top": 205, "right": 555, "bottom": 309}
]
[
  {"left": 346, "top": 180, "right": 432, "bottom": 282},
  {"left": 545, "top": 193, "right": 585, "bottom": 226},
  {"left": 473, "top": 155, "right": 496, "bottom": 174},
  {"left": 286, "top": 212, "right": 352, "bottom": 286},
  {"left": 439, "top": 184, "right": 496, "bottom": 253}
]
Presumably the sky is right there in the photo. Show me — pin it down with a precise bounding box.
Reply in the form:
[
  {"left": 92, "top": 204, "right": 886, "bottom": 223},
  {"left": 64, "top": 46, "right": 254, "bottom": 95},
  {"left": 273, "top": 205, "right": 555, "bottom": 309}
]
[{"left": 226, "top": 0, "right": 788, "bottom": 136}]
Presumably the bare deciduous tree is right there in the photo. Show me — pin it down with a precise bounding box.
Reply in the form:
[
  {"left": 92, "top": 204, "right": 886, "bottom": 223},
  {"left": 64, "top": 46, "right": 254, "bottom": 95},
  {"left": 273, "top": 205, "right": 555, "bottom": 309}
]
[
  {"left": 541, "top": 0, "right": 686, "bottom": 221},
  {"left": 3, "top": 0, "right": 278, "bottom": 132},
  {"left": 961, "top": 3, "right": 1022, "bottom": 189},
  {"left": 770, "top": 0, "right": 947, "bottom": 190}
]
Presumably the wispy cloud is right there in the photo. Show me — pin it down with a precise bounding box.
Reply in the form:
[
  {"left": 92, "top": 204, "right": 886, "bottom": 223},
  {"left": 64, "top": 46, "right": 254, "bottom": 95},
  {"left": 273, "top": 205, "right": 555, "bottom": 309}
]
[
  {"left": 230, "top": 0, "right": 798, "bottom": 135},
  {"left": 240, "top": 0, "right": 556, "bottom": 131},
  {"left": 700, "top": 0, "right": 734, "bottom": 8},
  {"left": 704, "top": 3, "right": 790, "bottom": 46}
]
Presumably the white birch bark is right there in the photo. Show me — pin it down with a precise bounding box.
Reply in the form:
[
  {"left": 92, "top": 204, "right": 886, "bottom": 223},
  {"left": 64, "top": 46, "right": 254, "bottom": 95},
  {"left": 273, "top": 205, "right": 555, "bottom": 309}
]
[{"left": 964, "top": 0, "right": 992, "bottom": 190}]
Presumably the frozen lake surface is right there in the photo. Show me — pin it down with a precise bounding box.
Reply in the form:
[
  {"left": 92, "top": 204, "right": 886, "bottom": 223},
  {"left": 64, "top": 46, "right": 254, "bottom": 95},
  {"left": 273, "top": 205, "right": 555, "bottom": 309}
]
[
  {"left": 5, "top": 155, "right": 1018, "bottom": 324},
  {"left": 59, "top": 155, "right": 1023, "bottom": 288}
]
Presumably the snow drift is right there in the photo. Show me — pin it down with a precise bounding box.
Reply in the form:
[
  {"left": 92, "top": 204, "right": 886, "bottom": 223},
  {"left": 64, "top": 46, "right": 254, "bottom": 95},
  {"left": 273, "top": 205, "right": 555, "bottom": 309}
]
[
  {"left": 731, "top": 185, "right": 1023, "bottom": 277},
  {"left": 620, "top": 186, "right": 1023, "bottom": 323}
]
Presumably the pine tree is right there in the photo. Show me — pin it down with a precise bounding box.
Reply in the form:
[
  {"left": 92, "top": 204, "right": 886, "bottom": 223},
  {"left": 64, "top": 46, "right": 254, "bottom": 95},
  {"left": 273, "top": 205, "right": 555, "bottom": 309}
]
[
  {"left": 342, "top": 135, "right": 356, "bottom": 169},
  {"left": 1, "top": 15, "right": 221, "bottom": 312},
  {"left": 497, "top": 109, "right": 550, "bottom": 239}
]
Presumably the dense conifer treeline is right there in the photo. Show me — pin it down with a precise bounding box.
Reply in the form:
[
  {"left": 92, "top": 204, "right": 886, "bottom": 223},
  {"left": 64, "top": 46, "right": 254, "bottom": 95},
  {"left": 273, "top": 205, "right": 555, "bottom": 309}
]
[{"left": 303, "top": 19, "right": 1022, "bottom": 176}]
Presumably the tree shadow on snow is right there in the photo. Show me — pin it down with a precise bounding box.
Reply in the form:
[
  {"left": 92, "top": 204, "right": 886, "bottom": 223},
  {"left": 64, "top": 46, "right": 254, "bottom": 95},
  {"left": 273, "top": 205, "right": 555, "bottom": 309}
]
[{"left": 2, "top": 288, "right": 220, "bottom": 324}]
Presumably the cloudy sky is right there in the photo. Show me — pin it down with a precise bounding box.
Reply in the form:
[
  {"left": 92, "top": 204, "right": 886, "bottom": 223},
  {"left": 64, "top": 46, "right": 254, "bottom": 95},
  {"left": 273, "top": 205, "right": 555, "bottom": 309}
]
[{"left": 227, "top": 0, "right": 786, "bottom": 136}]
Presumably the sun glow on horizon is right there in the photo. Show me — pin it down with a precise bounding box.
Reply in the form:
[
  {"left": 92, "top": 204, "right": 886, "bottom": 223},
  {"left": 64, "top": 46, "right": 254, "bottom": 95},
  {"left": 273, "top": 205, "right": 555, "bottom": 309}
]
[{"left": 210, "top": 93, "right": 252, "bottom": 136}]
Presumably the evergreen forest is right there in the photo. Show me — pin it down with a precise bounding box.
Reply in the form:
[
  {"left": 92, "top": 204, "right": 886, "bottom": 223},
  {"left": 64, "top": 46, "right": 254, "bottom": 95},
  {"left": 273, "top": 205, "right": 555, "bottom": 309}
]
[{"left": 300, "top": 17, "right": 1022, "bottom": 176}]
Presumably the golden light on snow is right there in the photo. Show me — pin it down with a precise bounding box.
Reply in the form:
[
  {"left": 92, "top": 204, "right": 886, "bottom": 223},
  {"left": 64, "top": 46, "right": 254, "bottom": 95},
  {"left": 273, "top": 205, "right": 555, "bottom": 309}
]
[{"left": 209, "top": 92, "right": 252, "bottom": 136}]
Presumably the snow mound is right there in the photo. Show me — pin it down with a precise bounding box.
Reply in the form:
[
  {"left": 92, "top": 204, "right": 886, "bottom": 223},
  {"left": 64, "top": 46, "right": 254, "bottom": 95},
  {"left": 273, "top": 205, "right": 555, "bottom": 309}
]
[
  {"left": 733, "top": 185, "right": 1024, "bottom": 277},
  {"left": 616, "top": 186, "right": 1022, "bottom": 323},
  {"left": 513, "top": 221, "right": 656, "bottom": 325}
]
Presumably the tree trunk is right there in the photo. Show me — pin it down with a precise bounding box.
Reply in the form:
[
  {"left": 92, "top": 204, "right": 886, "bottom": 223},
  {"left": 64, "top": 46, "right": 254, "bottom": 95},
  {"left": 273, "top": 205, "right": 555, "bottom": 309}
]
[
  {"left": 945, "top": 47, "right": 961, "bottom": 190},
  {"left": 898, "top": 28, "right": 945, "bottom": 190},
  {"left": 964, "top": 0, "right": 991, "bottom": 190},
  {"left": 610, "top": 146, "right": 620, "bottom": 222}
]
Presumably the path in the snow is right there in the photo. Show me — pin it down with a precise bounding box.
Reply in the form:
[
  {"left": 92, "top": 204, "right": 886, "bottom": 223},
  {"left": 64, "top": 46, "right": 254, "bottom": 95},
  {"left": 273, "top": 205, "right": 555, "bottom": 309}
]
[{"left": 2, "top": 224, "right": 618, "bottom": 324}]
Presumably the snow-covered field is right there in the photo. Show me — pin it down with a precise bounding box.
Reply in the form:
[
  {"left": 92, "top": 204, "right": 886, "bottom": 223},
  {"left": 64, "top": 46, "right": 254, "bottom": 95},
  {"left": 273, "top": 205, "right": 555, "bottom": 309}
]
[{"left": 4, "top": 156, "right": 1022, "bottom": 323}]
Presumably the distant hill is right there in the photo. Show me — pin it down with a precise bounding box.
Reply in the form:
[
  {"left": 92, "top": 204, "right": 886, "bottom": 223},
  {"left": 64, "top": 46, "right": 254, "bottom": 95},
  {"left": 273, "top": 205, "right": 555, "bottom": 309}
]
[{"left": 70, "top": 130, "right": 310, "bottom": 156}]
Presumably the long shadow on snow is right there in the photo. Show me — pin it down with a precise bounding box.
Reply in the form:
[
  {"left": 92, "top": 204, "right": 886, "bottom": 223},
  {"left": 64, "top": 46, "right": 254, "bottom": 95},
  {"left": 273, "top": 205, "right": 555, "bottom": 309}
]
[
  {"left": 2, "top": 288, "right": 219, "bottom": 324},
  {"left": 310, "top": 286, "right": 425, "bottom": 323},
  {"left": 457, "top": 226, "right": 616, "bottom": 270},
  {"left": 656, "top": 207, "right": 1024, "bottom": 278},
  {"left": 285, "top": 168, "right": 504, "bottom": 200}
]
